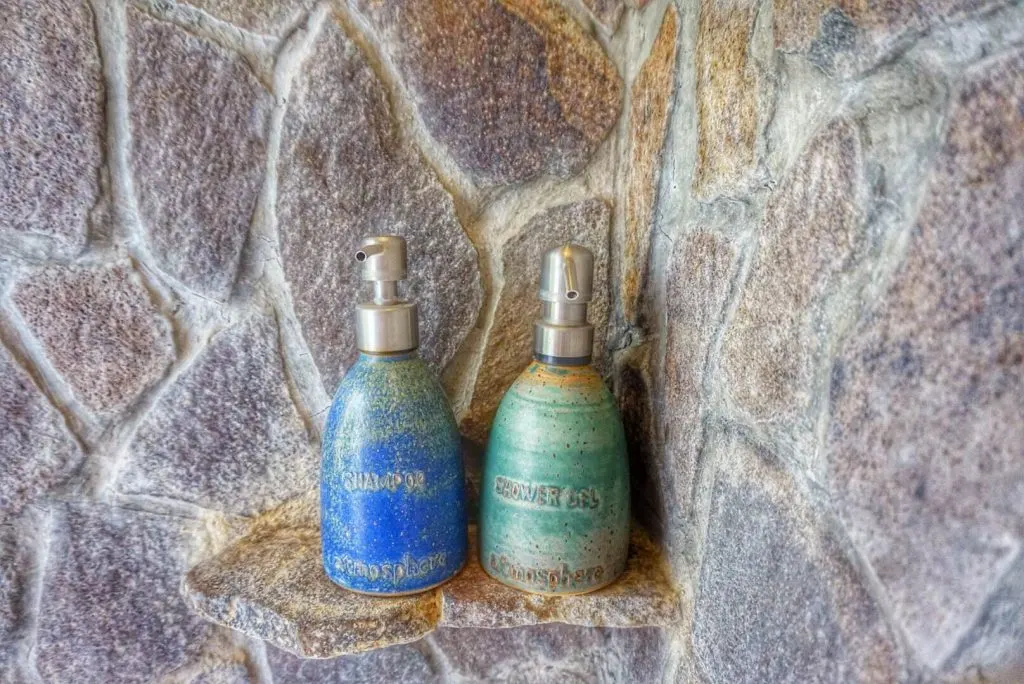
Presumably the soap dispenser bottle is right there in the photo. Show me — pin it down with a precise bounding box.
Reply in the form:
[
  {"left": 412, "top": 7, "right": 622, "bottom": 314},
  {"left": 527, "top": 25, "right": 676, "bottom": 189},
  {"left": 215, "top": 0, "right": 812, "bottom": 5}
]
[
  {"left": 480, "top": 244, "right": 629, "bottom": 595},
  {"left": 321, "top": 236, "right": 467, "bottom": 595}
]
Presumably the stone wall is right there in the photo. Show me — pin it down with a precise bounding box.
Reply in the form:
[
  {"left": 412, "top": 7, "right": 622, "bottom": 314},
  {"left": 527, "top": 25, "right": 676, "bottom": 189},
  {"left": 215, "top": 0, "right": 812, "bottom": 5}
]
[{"left": 1, "top": 0, "right": 1021, "bottom": 682}]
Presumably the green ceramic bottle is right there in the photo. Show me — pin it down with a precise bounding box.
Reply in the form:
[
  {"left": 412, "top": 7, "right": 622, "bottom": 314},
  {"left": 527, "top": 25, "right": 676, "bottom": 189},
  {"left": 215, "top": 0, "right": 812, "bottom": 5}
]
[{"left": 479, "top": 244, "right": 630, "bottom": 595}]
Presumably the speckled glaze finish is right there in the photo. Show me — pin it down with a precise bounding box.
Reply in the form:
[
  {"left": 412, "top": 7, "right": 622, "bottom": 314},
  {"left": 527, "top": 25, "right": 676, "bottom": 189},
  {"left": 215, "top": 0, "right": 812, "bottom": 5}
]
[
  {"left": 321, "top": 352, "right": 467, "bottom": 595},
  {"left": 480, "top": 361, "right": 630, "bottom": 594}
]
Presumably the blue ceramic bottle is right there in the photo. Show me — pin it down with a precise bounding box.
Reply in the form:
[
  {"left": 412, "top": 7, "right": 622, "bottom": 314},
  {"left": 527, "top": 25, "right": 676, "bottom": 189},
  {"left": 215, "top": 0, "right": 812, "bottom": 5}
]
[{"left": 321, "top": 236, "right": 467, "bottom": 595}]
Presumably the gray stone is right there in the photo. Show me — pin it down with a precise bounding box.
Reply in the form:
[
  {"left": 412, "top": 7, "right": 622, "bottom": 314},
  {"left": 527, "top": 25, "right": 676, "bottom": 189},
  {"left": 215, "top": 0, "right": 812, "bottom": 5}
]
[
  {"left": 582, "top": 0, "right": 625, "bottom": 33},
  {"left": 722, "top": 119, "right": 864, "bottom": 423},
  {"left": 267, "top": 643, "right": 437, "bottom": 683},
  {"left": 659, "top": 231, "right": 738, "bottom": 547},
  {"left": 0, "top": 0, "right": 102, "bottom": 256},
  {"left": 129, "top": 8, "right": 271, "bottom": 301},
  {"left": 622, "top": 4, "right": 678, "bottom": 323},
  {"left": 183, "top": 493, "right": 679, "bottom": 658},
  {"left": 348, "top": 0, "right": 623, "bottom": 186},
  {"left": 36, "top": 503, "right": 212, "bottom": 683},
  {"left": 187, "top": 0, "right": 314, "bottom": 34},
  {"left": 693, "top": 436, "right": 903, "bottom": 684},
  {"left": 944, "top": 554, "right": 1024, "bottom": 680},
  {"left": 0, "top": 523, "right": 30, "bottom": 672},
  {"left": 694, "top": 0, "right": 764, "bottom": 197},
  {"left": 0, "top": 345, "right": 83, "bottom": 516},
  {"left": 430, "top": 624, "right": 671, "bottom": 683},
  {"left": 828, "top": 51, "right": 1024, "bottom": 667},
  {"left": 11, "top": 261, "right": 174, "bottom": 417},
  {"left": 118, "top": 314, "right": 316, "bottom": 516},
  {"left": 277, "top": 19, "right": 481, "bottom": 391},
  {"left": 461, "top": 200, "right": 611, "bottom": 442}
]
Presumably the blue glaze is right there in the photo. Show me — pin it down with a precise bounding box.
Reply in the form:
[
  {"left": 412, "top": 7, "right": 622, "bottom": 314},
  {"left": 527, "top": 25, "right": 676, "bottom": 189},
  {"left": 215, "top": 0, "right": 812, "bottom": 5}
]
[{"left": 321, "top": 351, "right": 467, "bottom": 594}]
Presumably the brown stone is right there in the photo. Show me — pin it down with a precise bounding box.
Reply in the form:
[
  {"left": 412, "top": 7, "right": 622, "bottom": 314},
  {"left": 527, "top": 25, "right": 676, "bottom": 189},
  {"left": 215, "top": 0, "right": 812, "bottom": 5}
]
[
  {"left": 0, "top": 0, "right": 102, "bottom": 256},
  {"left": 622, "top": 4, "right": 678, "bottom": 323},
  {"left": 461, "top": 200, "right": 611, "bottom": 442},
  {"left": 348, "top": 0, "right": 623, "bottom": 186},
  {"left": 183, "top": 492, "right": 679, "bottom": 657},
  {"left": 187, "top": 0, "right": 314, "bottom": 34},
  {"left": 277, "top": 19, "right": 481, "bottom": 391},
  {"left": 660, "top": 231, "right": 738, "bottom": 537},
  {"left": 722, "top": 119, "right": 864, "bottom": 422},
  {"left": 827, "top": 51, "right": 1024, "bottom": 667},
  {"left": 0, "top": 345, "right": 83, "bottom": 516},
  {"left": 693, "top": 434, "right": 904, "bottom": 683},
  {"left": 36, "top": 503, "right": 212, "bottom": 683},
  {"left": 582, "top": 0, "right": 625, "bottom": 33},
  {"left": 11, "top": 261, "right": 174, "bottom": 417},
  {"left": 129, "top": 8, "right": 271, "bottom": 301},
  {"left": 694, "top": 0, "right": 762, "bottom": 197},
  {"left": 118, "top": 315, "right": 316, "bottom": 516}
]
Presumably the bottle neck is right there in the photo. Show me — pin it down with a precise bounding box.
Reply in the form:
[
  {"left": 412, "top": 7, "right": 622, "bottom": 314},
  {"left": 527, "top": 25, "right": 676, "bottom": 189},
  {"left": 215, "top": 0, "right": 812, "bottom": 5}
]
[{"left": 534, "top": 352, "right": 592, "bottom": 367}]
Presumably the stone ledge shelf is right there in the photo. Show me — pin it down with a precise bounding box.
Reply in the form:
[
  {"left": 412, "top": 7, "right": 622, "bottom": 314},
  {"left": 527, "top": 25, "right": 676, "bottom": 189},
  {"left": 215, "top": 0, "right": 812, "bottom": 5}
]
[{"left": 182, "top": 494, "right": 682, "bottom": 658}]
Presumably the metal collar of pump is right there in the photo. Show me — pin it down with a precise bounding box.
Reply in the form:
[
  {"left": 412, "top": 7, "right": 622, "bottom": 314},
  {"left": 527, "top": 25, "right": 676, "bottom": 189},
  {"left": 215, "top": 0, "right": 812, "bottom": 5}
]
[
  {"left": 354, "top": 236, "right": 420, "bottom": 354},
  {"left": 533, "top": 244, "right": 595, "bottom": 365}
]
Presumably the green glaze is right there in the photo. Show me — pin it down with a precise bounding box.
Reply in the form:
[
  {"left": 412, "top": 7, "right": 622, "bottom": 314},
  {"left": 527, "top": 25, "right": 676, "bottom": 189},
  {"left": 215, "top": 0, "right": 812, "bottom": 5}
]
[{"left": 479, "top": 360, "right": 630, "bottom": 595}]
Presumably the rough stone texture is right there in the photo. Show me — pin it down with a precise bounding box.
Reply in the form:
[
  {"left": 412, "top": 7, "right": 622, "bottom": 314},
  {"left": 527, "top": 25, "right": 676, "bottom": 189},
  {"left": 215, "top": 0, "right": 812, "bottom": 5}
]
[
  {"left": 582, "top": 0, "right": 625, "bottom": 33},
  {"left": 0, "top": 523, "right": 29, "bottom": 672},
  {"left": 943, "top": 555, "right": 1024, "bottom": 680},
  {"left": 774, "top": 1, "right": 1000, "bottom": 71},
  {"left": 723, "top": 119, "right": 864, "bottom": 424},
  {"left": 129, "top": 8, "right": 271, "bottom": 301},
  {"left": 118, "top": 315, "right": 315, "bottom": 516},
  {"left": 0, "top": 0, "right": 102, "bottom": 256},
  {"left": 36, "top": 503, "right": 212, "bottom": 683},
  {"left": 694, "top": 436, "right": 903, "bottom": 684},
  {"left": 187, "top": 0, "right": 315, "bottom": 34},
  {"left": 11, "top": 261, "right": 174, "bottom": 417},
  {"left": 184, "top": 492, "right": 678, "bottom": 657},
  {"left": 462, "top": 200, "right": 612, "bottom": 442},
  {"left": 267, "top": 643, "right": 438, "bottom": 683},
  {"left": 622, "top": 5, "right": 678, "bottom": 324},
  {"left": 348, "top": 0, "right": 623, "bottom": 186},
  {"left": 0, "top": 345, "right": 83, "bottom": 516},
  {"left": 429, "top": 624, "right": 671, "bottom": 683},
  {"left": 694, "top": 0, "right": 762, "bottom": 197},
  {"left": 658, "top": 232, "right": 738, "bottom": 544},
  {"left": 277, "top": 19, "right": 481, "bottom": 391},
  {"left": 828, "top": 52, "right": 1024, "bottom": 668}
]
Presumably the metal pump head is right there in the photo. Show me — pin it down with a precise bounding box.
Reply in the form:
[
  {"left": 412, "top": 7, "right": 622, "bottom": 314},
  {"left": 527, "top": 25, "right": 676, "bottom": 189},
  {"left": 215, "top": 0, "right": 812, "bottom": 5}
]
[
  {"left": 354, "top": 236, "right": 419, "bottom": 354},
  {"left": 533, "top": 244, "right": 595, "bottom": 364}
]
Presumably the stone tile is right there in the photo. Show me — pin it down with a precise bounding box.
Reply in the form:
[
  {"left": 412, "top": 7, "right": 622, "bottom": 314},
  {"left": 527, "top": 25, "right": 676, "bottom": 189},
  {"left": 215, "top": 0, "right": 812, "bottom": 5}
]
[
  {"left": 118, "top": 314, "right": 316, "bottom": 516},
  {"left": 11, "top": 261, "right": 174, "bottom": 417},
  {"left": 774, "top": 0, "right": 999, "bottom": 72},
  {"left": 693, "top": 436, "right": 903, "bottom": 684},
  {"left": 659, "top": 232, "right": 738, "bottom": 541},
  {"left": 582, "top": 0, "right": 625, "bottom": 33},
  {"left": 461, "top": 200, "right": 611, "bottom": 442},
  {"left": 694, "top": 0, "right": 763, "bottom": 197},
  {"left": 827, "top": 51, "right": 1024, "bottom": 667},
  {"left": 429, "top": 624, "right": 670, "bottom": 683},
  {"left": 615, "top": 345, "right": 663, "bottom": 539},
  {"left": 348, "top": 0, "right": 623, "bottom": 186},
  {"left": 190, "top": 662, "right": 255, "bottom": 684},
  {"left": 0, "top": 0, "right": 102, "bottom": 256},
  {"left": 36, "top": 503, "right": 211, "bottom": 683},
  {"left": 188, "top": 0, "right": 315, "bottom": 34},
  {"left": 943, "top": 554, "right": 1024, "bottom": 680},
  {"left": 722, "top": 119, "right": 864, "bottom": 423},
  {"left": 277, "top": 19, "right": 481, "bottom": 392},
  {"left": 622, "top": 4, "right": 678, "bottom": 323},
  {"left": 0, "top": 346, "right": 83, "bottom": 516},
  {"left": 267, "top": 643, "right": 438, "bottom": 683},
  {"left": 129, "top": 8, "right": 271, "bottom": 301},
  {"left": 0, "top": 523, "right": 30, "bottom": 672}
]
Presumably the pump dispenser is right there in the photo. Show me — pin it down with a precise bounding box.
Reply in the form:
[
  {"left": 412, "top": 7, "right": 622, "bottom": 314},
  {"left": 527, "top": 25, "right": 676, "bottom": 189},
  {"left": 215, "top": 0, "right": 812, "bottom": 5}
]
[
  {"left": 479, "top": 244, "right": 630, "bottom": 595},
  {"left": 321, "top": 236, "right": 467, "bottom": 595}
]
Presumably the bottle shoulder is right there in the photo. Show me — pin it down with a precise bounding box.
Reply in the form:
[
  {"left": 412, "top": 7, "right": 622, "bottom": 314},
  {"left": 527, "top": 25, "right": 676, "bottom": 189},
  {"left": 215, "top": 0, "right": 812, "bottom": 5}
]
[{"left": 504, "top": 360, "right": 614, "bottom": 408}]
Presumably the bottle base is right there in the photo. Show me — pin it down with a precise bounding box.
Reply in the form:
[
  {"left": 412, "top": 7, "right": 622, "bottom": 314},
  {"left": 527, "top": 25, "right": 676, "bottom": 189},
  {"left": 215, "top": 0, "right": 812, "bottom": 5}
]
[
  {"left": 324, "top": 559, "right": 468, "bottom": 597},
  {"left": 480, "top": 563, "right": 624, "bottom": 596}
]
